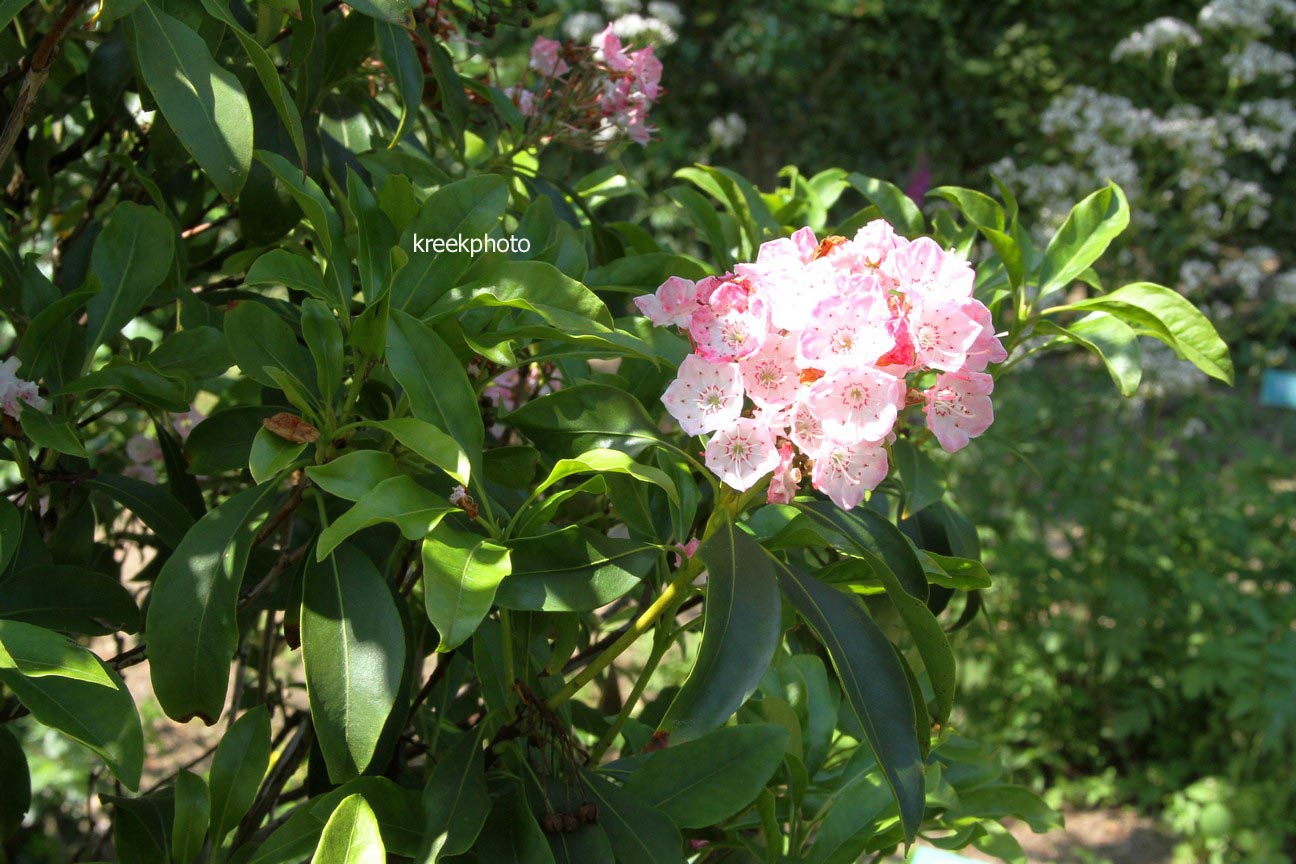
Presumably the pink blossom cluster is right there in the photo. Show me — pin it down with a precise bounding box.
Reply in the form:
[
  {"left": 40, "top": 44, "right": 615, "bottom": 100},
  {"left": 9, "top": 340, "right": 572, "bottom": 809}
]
[
  {"left": 635, "top": 223, "right": 1006, "bottom": 510},
  {"left": 521, "top": 26, "right": 661, "bottom": 146},
  {"left": 0, "top": 357, "right": 45, "bottom": 420},
  {"left": 483, "top": 364, "right": 562, "bottom": 437},
  {"left": 122, "top": 406, "right": 204, "bottom": 483}
]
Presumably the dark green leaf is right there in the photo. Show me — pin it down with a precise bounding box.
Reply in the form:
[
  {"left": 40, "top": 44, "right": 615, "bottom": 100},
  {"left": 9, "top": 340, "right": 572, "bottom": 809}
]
[
  {"left": 505, "top": 384, "right": 661, "bottom": 460},
  {"left": 496, "top": 526, "right": 655, "bottom": 612},
  {"left": 146, "top": 482, "right": 279, "bottom": 723},
  {"left": 660, "top": 518, "right": 781, "bottom": 742},
  {"left": 209, "top": 705, "right": 271, "bottom": 846},
  {"left": 417, "top": 730, "right": 490, "bottom": 860},
  {"left": 302, "top": 544, "right": 406, "bottom": 782},
  {"left": 171, "top": 770, "right": 209, "bottom": 864},
  {"left": 622, "top": 723, "right": 788, "bottom": 828},
  {"left": 84, "top": 202, "right": 174, "bottom": 354},
  {"left": 0, "top": 564, "right": 141, "bottom": 635},
  {"left": 129, "top": 2, "right": 253, "bottom": 199}
]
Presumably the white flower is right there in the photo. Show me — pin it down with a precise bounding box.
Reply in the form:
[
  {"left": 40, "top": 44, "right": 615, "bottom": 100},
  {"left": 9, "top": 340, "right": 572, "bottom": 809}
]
[{"left": 1111, "top": 17, "right": 1201, "bottom": 61}]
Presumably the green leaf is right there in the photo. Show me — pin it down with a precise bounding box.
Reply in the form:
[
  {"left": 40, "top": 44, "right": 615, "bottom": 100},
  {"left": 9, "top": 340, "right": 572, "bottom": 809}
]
[
  {"left": 919, "top": 552, "right": 991, "bottom": 591},
  {"left": 388, "top": 175, "right": 508, "bottom": 315},
  {"left": 846, "top": 174, "right": 925, "bottom": 237},
  {"left": 302, "top": 544, "right": 406, "bottom": 782},
  {"left": 953, "top": 785, "right": 1061, "bottom": 834},
  {"left": 0, "top": 564, "right": 141, "bottom": 636},
  {"left": 423, "top": 39, "right": 468, "bottom": 152},
  {"left": 471, "top": 792, "right": 555, "bottom": 864},
  {"left": 580, "top": 771, "right": 685, "bottom": 864},
  {"left": 0, "top": 727, "right": 31, "bottom": 840},
  {"left": 1036, "top": 183, "right": 1129, "bottom": 297},
  {"left": 58, "top": 361, "right": 189, "bottom": 412},
  {"left": 623, "top": 723, "right": 788, "bottom": 828},
  {"left": 18, "top": 407, "right": 86, "bottom": 457},
  {"left": 347, "top": 169, "right": 397, "bottom": 305},
  {"left": 1036, "top": 313, "right": 1142, "bottom": 397},
  {"left": 345, "top": 0, "right": 412, "bottom": 24},
  {"left": 186, "top": 406, "right": 287, "bottom": 474},
  {"left": 892, "top": 439, "right": 944, "bottom": 519},
  {"left": 208, "top": 705, "right": 271, "bottom": 846},
  {"left": 0, "top": 499, "right": 22, "bottom": 574},
  {"left": 246, "top": 778, "right": 422, "bottom": 864},
  {"left": 532, "top": 448, "right": 678, "bottom": 505},
  {"left": 0, "top": 659, "right": 143, "bottom": 790},
  {"left": 249, "top": 426, "right": 308, "bottom": 484},
  {"left": 927, "top": 186, "right": 1022, "bottom": 288},
  {"left": 417, "top": 730, "right": 490, "bottom": 860},
  {"left": 661, "top": 518, "right": 781, "bottom": 742},
  {"left": 865, "top": 554, "right": 956, "bottom": 725},
  {"left": 307, "top": 451, "right": 401, "bottom": 502},
  {"left": 427, "top": 259, "right": 615, "bottom": 330},
  {"left": 171, "top": 770, "right": 210, "bottom": 864},
  {"left": 771, "top": 559, "right": 923, "bottom": 845},
  {"left": 366, "top": 418, "right": 471, "bottom": 486},
  {"left": 255, "top": 151, "right": 351, "bottom": 307},
  {"left": 0, "top": 620, "right": 114, "bottom": 686},
  {"left": 385, "top": 310, "right": 484, "bottom": 477},
  {"left": 421, "top": 523, "right": 511, "bottom": 651},
  {"left": 84, "top": 202, "right": 175, "bottom": 354},
  {"left": 374, "top": 21, "right": 422, "bottom": 146},
  {"left": 129, "top": 2, "right": 253, "bottom": 199},
  {"left": 105, "top": 789, "right": 174, "bottom": 864},
  {"left": 496, "top": 526, "right": 655, "bottom": 612},
  {"left": 225, "top": 300, "right": 317, "bottom": 394},
  {"left": 798, "top": 502, "right": 928, "bottom": 601},
  {"left": 311, "top": 794, "right": 385, "bottom": 864},
  {"left": 146, "top": 482, "right": 279, "bottom": 723},
  {"left": 246, "top": 249, "right": 332, "bottom": 305},
  {"left": 1048, "top": 281, "right": 1233, "bottom": 384},
  {"left": 315, "top": 476, "right": 452, "bottom": 561},
  {"left": 505, "top": 384, "right": 661, "bottom": 460},
  {"left": 0, "top": 0, "right": 37, "bottom": 30},
  {"left": 148, "top": 326, "right": 233, "bottom": 380},
  {"left": 301, "top": 298, "right": 344, "bottom": 399},
  {"left": 197, "top": 0, "right": 307, "bottom": 169}
]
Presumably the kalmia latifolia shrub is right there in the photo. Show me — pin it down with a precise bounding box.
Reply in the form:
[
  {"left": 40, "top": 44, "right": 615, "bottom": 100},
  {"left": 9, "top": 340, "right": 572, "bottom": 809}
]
[{"left": 0, "top": 2, "right": 1232, "bottom": 862}]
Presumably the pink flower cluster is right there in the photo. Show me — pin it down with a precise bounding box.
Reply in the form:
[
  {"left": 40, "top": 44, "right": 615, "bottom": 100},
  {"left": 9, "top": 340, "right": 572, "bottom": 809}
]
[
  {"left": 636, "top": 223, "right": 1006, "bottom": 510},
  {"left": 0, "top": 357, "right": 45, "bottom": 420},
  {"left": 523, "top": 27, "right": 661, "bottom": 145}
]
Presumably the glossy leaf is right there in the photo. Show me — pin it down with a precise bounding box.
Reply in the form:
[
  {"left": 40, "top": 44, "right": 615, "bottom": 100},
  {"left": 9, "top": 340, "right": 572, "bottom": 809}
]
[
  {"left": 18, "top": 408, "right": 86, "bottom": 457},
  {"left": 389, "top": 175, "right": 508, "bottom": 315},
  {"left": 129, "top": 2, "right": 253, "bottom": 199},
  {"left": 315, "top": 476, "right": 452, "bottom": 560},
  {"left": 772, "top": 558, "right": 923, "bottom": 844},
  {"left": 0, "top": 727, "right": 30, "bottom": 840},
  {"left": 385, "top": 310, "right": 484, "bottom": 477},
  {"left": 366, "top": 417, "right": 471, "bottom": 485},
  {"left": 0, "top": 660, "right": 143, "bottom": 790},
  {"left": 847, "top": 173, "right": 925, "bottom": 237},
  {"left": 417, "top": 730, "right": 490, "bottom": 860},
  {"left": 623, "top": 723, "right": 788, "bottom": 828},
  {"left": 1049, "top": 281, "right": 1233, "bottom": 384},
  {"left": 171, "top": 770, "right": 210, "bottom": 864},
  {"left": 0, "top": 619, "right": 114, "bottom": 686},
  {"left": 505, "top": 384, "right": 661, "bottom": 459},
  {"left": 226, "top": 300, "right": 317, "bottom": 394},
  {"left": 580, "top": 771, "right": 685, "bottom": 864},
  {"left": 661, "top": 517, "right": 782, "bottom": 742},
  {"left": 310, "top": 794, "right": 385, "bottom": 864},
  {"left": 249, "top": 426, "right": 309, "bottom": 484},
  {"left": 421, "top": 524, "right": 511, "bottom": 651},
  {"left": 496, "top": 526, "right": 656, "bottom": 611},
  {"left": 208, "top": 705, "right": 271, "bottom": 846},
  {"left": 470, "top": 792, "right": 555, "bottom": 864},
  {"left": 246, "top": 778, "right": 422, "bottom": 864},
  {"left": 0, "top": 565, "right": 141, "bottom": 636},
  {"left": 1036, "top": 183, "right": 1129, "bottom": 296},
  {"left": 307, "top": 451, "right": 401, "bottom": 502},
  {"left": 146, "top": 482, "right": 279, "bottom": 724},
  {"left": 84, "top": 202, "right": 174, "bottom": 354},
  {"left": 302, "top": 543, "right": 406, "bottom": 782}
]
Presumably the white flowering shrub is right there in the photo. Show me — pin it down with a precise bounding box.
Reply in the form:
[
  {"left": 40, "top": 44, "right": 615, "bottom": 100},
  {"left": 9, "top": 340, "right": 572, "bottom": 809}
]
[{"left": 993, "top": 0, "right": 1296, "bottom": 381}]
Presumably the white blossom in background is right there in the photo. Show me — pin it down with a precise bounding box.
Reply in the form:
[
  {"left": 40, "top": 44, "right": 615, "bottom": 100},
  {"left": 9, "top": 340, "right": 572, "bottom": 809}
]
[
  {"left": 1274, "top": 270, "right": 1296, "bottom": 305},
  {"left": 1111, "top": 17, "right": 1202, "bottom": 60},
  {"left": 707, "top": 112, "right": 747, "bottom": 149},
  {"left": 1222, "top": 40, "right": 1296, "bottom": 84},
  {"left": 563, "top": 11, "right": 604, "bottom": 41},
  {"left": 1198, "top": 0, "right": 1296, "bottom": 34},
  {"left": 611, "top": 12, "right": 677, "bottom": 46},
  {"left": 600, "top": 0, "right": 640, "bottom": 16}
]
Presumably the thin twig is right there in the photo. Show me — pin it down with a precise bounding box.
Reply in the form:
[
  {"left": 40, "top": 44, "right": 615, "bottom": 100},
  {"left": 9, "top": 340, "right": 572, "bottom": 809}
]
[{"left": 0, "top": 0, "right": 94, "bottom": 169}]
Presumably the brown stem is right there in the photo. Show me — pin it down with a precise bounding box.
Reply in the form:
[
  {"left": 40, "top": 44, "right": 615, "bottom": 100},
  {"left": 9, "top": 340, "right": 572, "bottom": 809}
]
[{"left": 0, "top": 0, "right": 93, "bottom": 170}]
